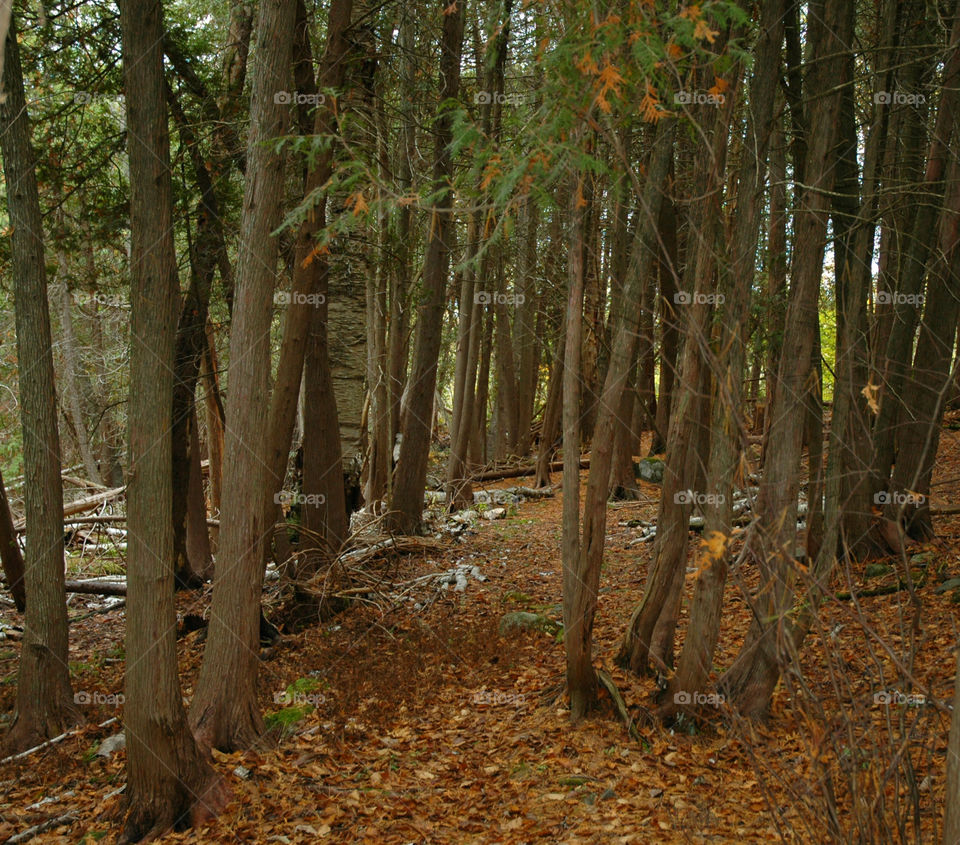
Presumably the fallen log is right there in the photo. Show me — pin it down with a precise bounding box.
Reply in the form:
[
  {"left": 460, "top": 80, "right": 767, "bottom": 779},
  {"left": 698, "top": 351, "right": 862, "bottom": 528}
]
[
  {"left": 471, "top": 458, "right": 589, "bottom": 482},
  {"left": 64, "top": 579, "right": 126, "bottom": 596},
  {"left": 13, "top": 486, "right": 126, "bottom": 531}
]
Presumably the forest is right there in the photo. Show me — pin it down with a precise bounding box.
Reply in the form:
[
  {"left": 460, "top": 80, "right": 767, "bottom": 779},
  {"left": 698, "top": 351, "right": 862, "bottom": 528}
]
[{"left": 1, "top": 0, "right": 960, "bottom": 841}]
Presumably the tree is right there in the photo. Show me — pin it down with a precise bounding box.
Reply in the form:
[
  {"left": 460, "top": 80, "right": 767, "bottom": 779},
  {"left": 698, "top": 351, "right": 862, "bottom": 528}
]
[
  {"left": 0, "top": 468, "right": 24, "bottom": 611},
  {"left": 189, "top": 0, "right": 297, "bottom": 750},
  {"left": 117, "top": 0, "right": 227, "bottom": 836},
  {"left": 1, "top": 13, "right": 80, "bottom": 754},
  {"left": 387, "top": 0, "right": 465, "bottom": 534}
]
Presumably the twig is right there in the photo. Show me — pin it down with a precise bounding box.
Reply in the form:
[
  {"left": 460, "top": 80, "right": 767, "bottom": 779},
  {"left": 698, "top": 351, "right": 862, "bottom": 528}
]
[{"left": 0, "top": 717, "right": 117, "bottom": 765}]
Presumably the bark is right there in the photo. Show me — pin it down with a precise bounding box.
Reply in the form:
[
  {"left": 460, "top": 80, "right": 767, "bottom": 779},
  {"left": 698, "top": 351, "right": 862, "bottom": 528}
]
[
  {"left": 651, "top": 171, "right": 679, "bottom": 455},
  {"left": 200, "top": 322, "right": 224, "bottom": 514},
  {"left": 55, "top": 274, "right": 101, "bottom": 485},
  {"left": 568, "top": 121, "right": 674, "bottom": 717},
  {"left": 117, "top": 0, "right": 226, "bottom": 836},
  {"left": 1, "top": 14, "right": 80, "bottom": 755},
  {"left": 873, "top": 9, "right": 960, "bottom": 488},
  {"left": 387, "top": 1, "right": 465, "bottom": 533},
  {"left": 562, "top": 168, "right": 591, "bottom": 718},
  {"left": 889, "top": 152, "right": 960, "bottom": 538},
  {"left": 515, "top": 197, "right": 540, "bottom": 456},
  {"left": 719, "top": 0, "right": 854, "bottom": 719},
  {"left": 534, "top": 317, "right": 566, "bottom": 489},
  {"left": 663, "top": 0, "right": 785, "bottom": 718},
  {"left": 619, "top": 60, "right": 736, "bottom": 675},
  {"left": 945, "top": 648, "right": 960, "bottom": 844},
  {"left": 264, "top": 0, "right": 353, "bottom": 558},
  {"left": 189, "top": 0, "right": 296, "bottom": 751},
  {"left": 0, "top": 467, "right": 24, "bottom": 611}
]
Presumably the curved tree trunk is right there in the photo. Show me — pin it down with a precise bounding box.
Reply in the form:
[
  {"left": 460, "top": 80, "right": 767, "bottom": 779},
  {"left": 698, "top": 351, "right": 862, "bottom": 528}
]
[
  {"left": 189, "top": 0, "right": 296, "bottom": 751},
  {"left": 1, "top": 14, "right": 80, "bottom": 755}
]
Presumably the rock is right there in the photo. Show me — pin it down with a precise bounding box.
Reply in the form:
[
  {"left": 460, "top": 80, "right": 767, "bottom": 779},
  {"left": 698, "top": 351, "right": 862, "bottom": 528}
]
[
  {"left": 498, "top": 611, "right": 561, "bottom": 637},
  {"left": 452, "top": 510, "right": 478, "bottom": 523},
  {"left": 935, "top": 577, "right": 960, "bottom": 595},
  {"left": 97, "top": 732, "right": 126, "bottom": 757},
  {"left": 636, "top": 458, "right": 665, "bottom": 484},
  {"left": 484, "top": 507, "right": 506, "bottom": 520},
  {"left": 865, "top": 563, "right": 894, "bottom": 579}
]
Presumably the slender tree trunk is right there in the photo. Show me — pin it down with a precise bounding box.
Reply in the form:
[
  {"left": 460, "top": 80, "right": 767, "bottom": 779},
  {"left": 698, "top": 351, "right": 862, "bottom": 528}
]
[
  {"left": 264, "top": 0, "right": 353, "bottom": 561},
  {"left": 0, "top": 468, "right": 24, "bottom": 611},
  {"left": 651, "top": 174, "right": 678, "bottom": 455},
  {"left": 387, "top": 1, "right": 465, "bottom": 534},
  {"left": 872, "top": 9, "right": 960, "bottom": 488},
  {"left": 719, "top": 0, "right": 853, "bottom": 719},
  {"left": 534, "top": 315, "right": 565, "bottom": 488},
  {"left": 619, "top": 60, "right": 736, "bottom": 675},
  {"left": 663, "top": 0, "right": 785, "bottom": 717},
  {"left": 944, "top": 648, "right": 960, "bottom": 843},
  {"left": 568, "top": 121, "right": 674, "bottom": 716},
  {"left": 117, "top": 0, "right": 226, "bottom": 835},
  {"left": 562, "top": 168, "right": 591, "bottom": 718},
  {"left": 55, "top": 272, "right": 101, "bottom": 485},
  {"left": 190, "top": 0, "right": 296, "bottom": 751},
  {"left": 1, "top": 14, "right": 80, "bottom": 755},
  {"left": 200, "top": 321, "right": 224, "bottom": 514}
]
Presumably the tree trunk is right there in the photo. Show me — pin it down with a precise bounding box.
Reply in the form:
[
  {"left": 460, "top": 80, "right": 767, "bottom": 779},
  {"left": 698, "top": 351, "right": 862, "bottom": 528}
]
[
  {"left": 568, "top": 120, "right": 675, "bottom": 717},
  {"left": 264, "top": 0, "right": 354, "bottom": 560},
  {"left": 387, "top": 0, "right": 465, "bottom": 534},
  {"left": 872, "top": 8, "right": 960, "bottom": 489},
  {"left": 663, "top": 0, "right": 785, "bottom": 718},
  {"left": 562, "top": 168, "right": 591, "bottom": 718},
  {"left": 189, "top": 0, "right": 296, "bottom": 751},
  {"left": 117, "top": 0, "right": 226, "bottom": 836},
  {"left": 719, "top": 0, "right": 853, "bottom": 719},
  {"left": 619, "top": 60, "right": 736, "bottom": 675},
  {"left": 0, "top": 467, "right": 24, "bottom": 611},
  {"left": 944, "top": 647, "right": 960, "bottom": 843},
  {"left": 1, "top": 14, "right": 80, "bottom": 755}
]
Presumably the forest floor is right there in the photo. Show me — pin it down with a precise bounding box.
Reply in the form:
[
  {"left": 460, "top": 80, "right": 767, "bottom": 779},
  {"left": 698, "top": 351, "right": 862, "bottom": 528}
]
[{"left": 3, "top": 427, "right": 960, "bottom": 843}]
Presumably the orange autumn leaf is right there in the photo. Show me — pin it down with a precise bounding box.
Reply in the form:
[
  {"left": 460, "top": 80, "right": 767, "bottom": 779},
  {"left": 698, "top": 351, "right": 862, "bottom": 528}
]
[
  {"left": 640, "top": 83, "right": 664, "bottom": 122},
  {"left": 666, "top": 41, "right": 684, "bottom": 59},
  {"left": 348, "top": 191, "right": 369, "bottom": 216},
  {"left": 679, "top": 3, "right": 701, "bottom": 20},
  {"left": 694, "top": 17, "right": 718, "bottom": 43},
  {"left": 300, "top": 243, "right": 330, "bottom": 270}
]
